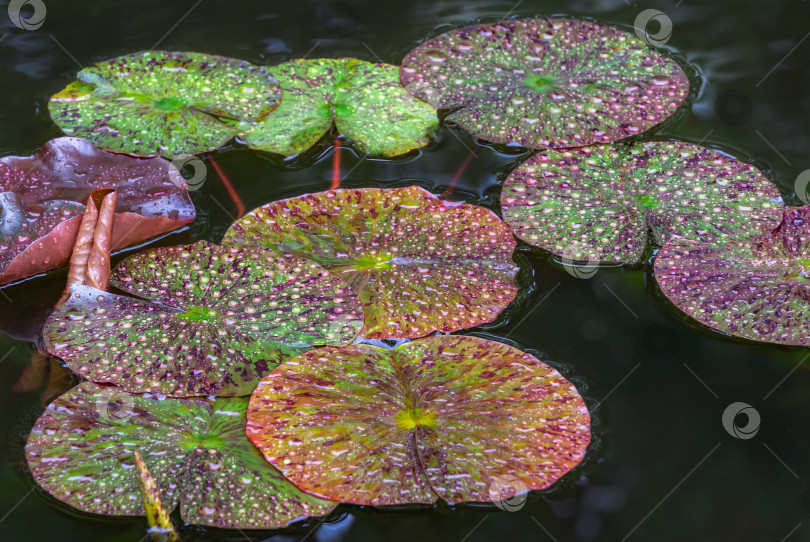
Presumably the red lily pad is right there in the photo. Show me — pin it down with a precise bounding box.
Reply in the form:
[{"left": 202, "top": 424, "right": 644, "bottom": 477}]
[
  {"left": 0, "top": 137, "right": 195, "bottom": 286},
  {"left": 655, "top": 206, "right": 810, "bottom": 346},
  {"left": 43, "top": 242, "right": 363, "bottom": 397},
  {"left": 501, "top": 141, "right": 783, "bottom": 263},
  {"left": 222, "top": 186, "right": 519, "bottom": 339},
  {"left": 400, "top": 18, "right": 689, "bottom": 149},
  {"left": 49, "top": 51, "right": 281, "bottom": 158},
  {"left": 26, "top": 382, "right": 336, "bottom": 529},
  {"left": 247, "top": 335, "right": 591, "bottom": 505}
]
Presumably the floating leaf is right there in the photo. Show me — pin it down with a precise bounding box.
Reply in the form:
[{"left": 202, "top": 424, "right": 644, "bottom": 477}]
[
  {"left": 655, "top": 206, "right": 810, "bottom": 346},
  {"left": 49, "top": 51, "right": 281, "bottom": 158},
  {"left": 0, "top": 137, "right": 195, "bottom": 286},
  {"left": 400, "top": 17, "right": 689, "bottom": 149},
  {"left": 247, "top": 335, "right": 591, "bottom": 505},
  {"left": 243, "top": 58, "right": 438, "bottom": 157},
  {"left": 222, "top": 186, "right": 519, "bottom": 339},
  {"left": 26, "top": 382, "right": 336, "bottom": 529},
  {"left": 501, "top": 141, "right": 783, "bottom": 263},
  {"left": 43, "top": 242, "right": 363, "bottom": 396}
]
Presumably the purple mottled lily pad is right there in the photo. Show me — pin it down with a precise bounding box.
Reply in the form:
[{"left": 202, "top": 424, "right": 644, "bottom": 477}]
[
  {"left": 0, "top": 137, "right": 195, "bottom": 286},
  {"left": 401, "top": 18, "right": 689, "bottom": 149},
  {"left": 655, "top": 206, "right": 810, "bottom": 346},
  {"left": 501, "top": 141, "right": 783, "bottom": 263},
  {"left": 49, "top": 51, "right": 281, "bottom": 158},
  {"left": 247, "top": 335, "right": 591, "bottom": 505},
  {"left": 222, "top": 186, "right": 519, "bottom": 339},
  {"left": 26, "top": 382, "right": 336, "bottom": 529},
  {"left": 43, "top": 242, "right": 362, "bottom": 396}
]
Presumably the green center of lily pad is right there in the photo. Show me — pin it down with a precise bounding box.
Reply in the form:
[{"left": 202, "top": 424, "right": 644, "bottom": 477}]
[
  {"left": 394, "top": 408, "right": 437, "bottom": 430},
  {"left": 639, "top": 193, "right": 661, "bottom": 209},
  {"left": 152, "top": 96, "right": 188, "bottom": 111},
  {"left": 176, "top": 305, "right": 218, "bottom": 322},
  {"left": 523, "top": 73, "right": 558, "bottom": 94},
  {"left": 315, "top": 101, "right": 354, "bottom": 119}
]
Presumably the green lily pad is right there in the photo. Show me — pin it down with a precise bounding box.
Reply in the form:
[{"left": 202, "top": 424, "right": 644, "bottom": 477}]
[
  {"left": 246, "top": 335, "right": 591, "bottom": 505},
  {"left": 400, "top": 18, "right": 690, "bottom": 149},
  {"left": 25, "top": 382, "right": 336, "bottom": 529},
  {"left": 49, "top": 51, "right": 281, "bottom": 158},
  {"left": 243, "top": 58, "right": 438, "bottom": 157},
  {"left": 501, "top": 141, "right": 784, "bottom": 263},
  {"left": 43, "top": 241, "right": 363, "bottom": 396},
  {"left": 655, "top": 206, "right": 810, "bottom": 346},
  {"left": 222, "top": 186, "right": 519, "bottom": 339}
]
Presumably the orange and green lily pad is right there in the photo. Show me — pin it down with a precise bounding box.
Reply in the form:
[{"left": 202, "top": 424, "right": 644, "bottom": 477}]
[
  {"left": 243, "top": 58, "right": 438, "bottom": 157},
  {"left": 25, "top": 382, "right": 336, "bottom": 529},
  {"left": 43, "top": 242, "right": 363, "bottom": 396},
  {"left": 500, "top": 141, "right": 783, "bottom": 263},
  {"left": 0, "top": 137, "right": 195, "bottom": 286},
  {"left": 400, "top": 18, "right": 689, "bottom": 149},
  {"left": 655, "top": 206, "right": 810, "bottom": 346},
  {"left": 246, "top": 335, "right": 591, "bottom": 505},
  {"left": 48, "top": 51, "right": 281, "bottom": 158},
  {"left": 222, "top": 186, "right": 519, "bottom": 339}
]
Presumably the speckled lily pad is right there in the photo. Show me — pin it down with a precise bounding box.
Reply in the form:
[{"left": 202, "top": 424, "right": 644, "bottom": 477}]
[
  {"left": 400, "top": 17, "right": 689, "bottom": 149},
  {"left": 0, "top": 137, "right": 195, "bottom": 286},
  {"left": 43, "top": 242, "right": 363, "bottom": 396},
  {"left": 222, "top": 186, "right": 519, "bottom": 339},
  {"left": 501, "top": 141, "right": 783, "bottom": 263},
  {"left": 25, "top": 382, "right": 336, "bottom": 529},
  {"left": 247, "top": 335, "right": 591, "bottom": 505},
  {"left": 655, "top": 206, "right": 810, "bottom": 346},
  {"left": 49, "top": 51, "right": 281, "bottom": 158},
  {"left": 243, "top": 58, "right": 438, "bottom": 157}
]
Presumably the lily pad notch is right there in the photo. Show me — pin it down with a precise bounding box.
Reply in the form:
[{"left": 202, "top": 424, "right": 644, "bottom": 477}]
[{"left": 243, "top": 58, "right": 439, "bottom": 157}]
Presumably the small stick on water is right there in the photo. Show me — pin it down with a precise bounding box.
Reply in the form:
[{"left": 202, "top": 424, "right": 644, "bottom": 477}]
[
  {"left": 441, "top": 149, "right": 476, "bottom": 199},
  {"left": 330, "top": 133, "right": 341, "bottom": 190},
  {"left": 206, "top": 153, "right": 245, "bottom": 218},
  {"left": 56, "top": 189, "right": 116, "bottom": 307},
  {"left": 133, "top": 450, "right": 181, "bottom": 542}
]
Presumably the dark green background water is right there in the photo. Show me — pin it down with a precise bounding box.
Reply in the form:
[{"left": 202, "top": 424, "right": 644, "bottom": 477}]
[{"left": 1, "top": 1, "right": 810, "bottom": 540}]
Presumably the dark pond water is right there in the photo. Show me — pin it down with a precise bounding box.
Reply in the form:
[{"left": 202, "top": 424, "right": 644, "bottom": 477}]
[{"left": 2, "top": 0, "right": 810, "bottom": 540}]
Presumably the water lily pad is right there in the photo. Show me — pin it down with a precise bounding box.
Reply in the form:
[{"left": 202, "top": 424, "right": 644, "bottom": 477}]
[
  {"left": 25, "top": 382, "right": 336, "bottom": 529},
  {"left": 655, "top": 206, "right": 810, "bottom": 346},
  {"left": 49, "top": 51, "right": 281, "bottom": 158},
  {"left": 0, "top": 137, "right": 195, "bottom": 286},
  {"left": 246, "top": 335, "right": 591, "bottom": 505},
  {"left": 400, "top": 17, "right": 689, "bottom": 149},
  {"left": 43, "top": 242, "right": 363, "bottom": 396},
  {"left": 222, "top": 186, "right": 519, "bottom": 339},
  {"left": 243, "top": 58, "right": 438, "bottom": 157},
  {"left": 501, "top": 141, "right": 783, "bottom": 263}
]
